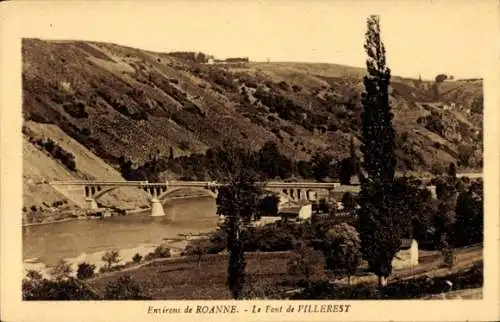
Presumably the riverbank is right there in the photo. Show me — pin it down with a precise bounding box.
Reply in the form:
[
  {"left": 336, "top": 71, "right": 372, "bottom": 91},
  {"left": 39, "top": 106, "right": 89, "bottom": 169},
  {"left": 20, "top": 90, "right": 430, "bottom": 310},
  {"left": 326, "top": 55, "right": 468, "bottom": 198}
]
[
  {"left": 23, "top": 194, "right": 213, "bottom": 227},
  {"left": 23, "top": 237, "right": 192, "bottom": 279}
]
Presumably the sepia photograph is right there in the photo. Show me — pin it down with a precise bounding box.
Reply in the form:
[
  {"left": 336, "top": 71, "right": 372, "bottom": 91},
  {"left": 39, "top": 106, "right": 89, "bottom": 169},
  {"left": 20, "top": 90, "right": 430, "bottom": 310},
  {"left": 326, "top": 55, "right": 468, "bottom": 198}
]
[{"left": 1, "top": 1, "right": 499, "bottom": 321}]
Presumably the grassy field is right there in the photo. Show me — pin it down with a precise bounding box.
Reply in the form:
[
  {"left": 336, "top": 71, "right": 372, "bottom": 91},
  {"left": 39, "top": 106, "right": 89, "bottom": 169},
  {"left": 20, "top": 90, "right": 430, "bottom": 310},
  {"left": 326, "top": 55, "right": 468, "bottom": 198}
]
[{"left": 87, "top": 245, "right": 482, "bottom": 300}]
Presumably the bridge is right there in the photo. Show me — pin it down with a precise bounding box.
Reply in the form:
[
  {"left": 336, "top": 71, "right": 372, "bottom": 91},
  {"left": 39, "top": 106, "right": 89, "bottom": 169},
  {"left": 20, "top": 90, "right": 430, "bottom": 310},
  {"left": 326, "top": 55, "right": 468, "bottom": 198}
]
[
  {"left": 48, "top": 172, "right": 481, "bottom": 217},
  {"left": 49, "top": 180, "right": 349, "bottom": 217}
]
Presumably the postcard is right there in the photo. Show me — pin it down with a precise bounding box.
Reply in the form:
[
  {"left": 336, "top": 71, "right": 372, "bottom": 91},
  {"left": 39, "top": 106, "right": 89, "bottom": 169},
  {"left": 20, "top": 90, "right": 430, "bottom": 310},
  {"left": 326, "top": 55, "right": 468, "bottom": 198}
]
[{"left": 1, "top": 1, "right": 499, "bottom": 321}]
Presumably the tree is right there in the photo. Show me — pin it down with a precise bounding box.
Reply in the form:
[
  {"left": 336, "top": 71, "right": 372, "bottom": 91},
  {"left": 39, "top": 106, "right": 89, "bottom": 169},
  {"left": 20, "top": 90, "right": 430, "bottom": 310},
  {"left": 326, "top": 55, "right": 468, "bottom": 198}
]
[
  {"left": 102, "top": 249, "right": 121, "bottom": 271},
  {"left": 341, "top": 192, "right": 356, "bottom": 212},
  {"left": 318, "top": 198, "right": 334, "bottom": 215},
  {"left": 50, "top": 259, "right": 72, "bottom": 280},
  {"left": 215, "top": 145, "right": 263, "bottom": 299},
  {"left": 447, "top": 162, "right": 457, "bottom": 179},
  {"left": 360, "top": 16, "right": 396, "bottom": 183},
  {"left": 457, "top": 144, "right": 474, "bottom": 167},
  {"left": 349, "top": 136, "right": 360, "bottom": 177},
  {"left": 357, "top": 15, "right": 401, "bottom": 287},
  {"left": 76, "top": 262, "right": 96, "bottom": 280},
  {"left": 287, "top": 240, "right": 321, "bottom": 287},
  {"left": 339, "top": 158, "right": 353, "bottom": 185},
  {"left": 184, "top": 239, "right": 211, "bottom": 271},
  {"left": 323, "top": 223, "right": 361, "bottom": 284},
  {"left": 439, "top": 233, "right": 455, "bottom": 269},
  {"left": 310, "top": 152, "right": 332, "bottom": 182},
  {"left": 454, "top": 181, "right": 483, "bottom": 246},
  {"left": 435, "top": 74, "right": 448, "bottom": 83},
  {"left": 258, "top": 194, "right": 280, "bottom": 217},
  {"left": 258, "top": 141, "right": 281, "bottom": 179},
  {"left": 339, "top": 137, "right": 358, "bottom": 185}
]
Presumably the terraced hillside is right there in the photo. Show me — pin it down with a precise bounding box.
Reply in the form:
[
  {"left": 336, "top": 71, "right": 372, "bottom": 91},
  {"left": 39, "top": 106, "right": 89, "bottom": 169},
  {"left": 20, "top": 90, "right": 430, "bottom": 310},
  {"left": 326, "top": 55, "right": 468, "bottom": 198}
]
[{"left": 23, "top": 38, "right": 483, "bottom": 188}]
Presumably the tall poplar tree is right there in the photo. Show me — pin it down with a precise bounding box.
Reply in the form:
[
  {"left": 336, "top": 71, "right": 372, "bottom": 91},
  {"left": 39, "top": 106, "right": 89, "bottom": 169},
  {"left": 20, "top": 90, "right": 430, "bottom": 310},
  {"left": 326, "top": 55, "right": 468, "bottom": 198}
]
[
  {"left": 360, "top": 15, "right": 396, "bottom": 182},
  {"left": 357, "top": 15, "right": 401, "bottom": 287}
]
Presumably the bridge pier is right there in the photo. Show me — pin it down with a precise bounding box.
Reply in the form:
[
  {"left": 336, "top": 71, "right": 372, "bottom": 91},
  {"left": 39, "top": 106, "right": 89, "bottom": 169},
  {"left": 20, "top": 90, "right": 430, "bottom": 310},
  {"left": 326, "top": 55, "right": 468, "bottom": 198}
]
[
  {"left": 150, "top": 197, "right": 166, "bottom": 217},
  {"left": 85, "top": 197, "right": 98, "bottom": 210},
  {"left": 144, "top": 185, "right": 167, "bottom": 217}
]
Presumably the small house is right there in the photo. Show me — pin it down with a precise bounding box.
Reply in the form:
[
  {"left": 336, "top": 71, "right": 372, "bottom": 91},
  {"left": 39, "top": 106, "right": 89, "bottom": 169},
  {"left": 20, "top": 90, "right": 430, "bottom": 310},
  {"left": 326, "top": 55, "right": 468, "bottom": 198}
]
[
  {"left": 278, "top": 204, "right": 312, "bottom": 220},
  {"left": 253, "top": 203, "right": 312, "bottom": 226},
  {"left": 392, "top": 238, "right": 419, "bottom": 270}
]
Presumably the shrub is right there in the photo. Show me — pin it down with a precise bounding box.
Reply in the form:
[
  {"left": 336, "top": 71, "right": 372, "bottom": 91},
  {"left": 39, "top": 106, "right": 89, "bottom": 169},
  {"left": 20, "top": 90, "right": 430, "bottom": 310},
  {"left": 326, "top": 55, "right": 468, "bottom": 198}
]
[
  {"left": 183, "top": 239, "right": 211, "bottom": 270},
  {"left": 76, "top": 262, "right": 96, "bottom": 280},
  {"left": 23, "top": 277, "right": 100, "bottom": 300},
  {"left": 63, "top": 101, "right": 89, "bottom": 118},
  {"left": 430, "top": 162, "right": 445, "bottom": 175},
  {"left": 103, "top": 275, "right": 151, "bottom": 300},
  {"left": 49, "top": 259, "right": 72, "bottom": 280},
  {"left": 423, "top": 112, "right": 445, "bottom": 136},
  {"left": 132, "top": 253, "right": 142, "bottom": 263},
  {"left": 287, "top": 241, "right": 321, "bottom": 287},
  {"left": 37, "top": 138, "right": 77, "bottom": 171},
  {"left": 244, "top": 224, "right": 296, "bottom": 252},
  {"left": 277, "top": 81, "right": 290, "bottom": 91},
  {"left": 144, "top": 245, "right": 171, "bottom": 261},
  {"left": 102, "top": 249, "right": 121, "bottom": 270},
  {"left": 26, "top": 269, "right": 43, "bottom": 281}
]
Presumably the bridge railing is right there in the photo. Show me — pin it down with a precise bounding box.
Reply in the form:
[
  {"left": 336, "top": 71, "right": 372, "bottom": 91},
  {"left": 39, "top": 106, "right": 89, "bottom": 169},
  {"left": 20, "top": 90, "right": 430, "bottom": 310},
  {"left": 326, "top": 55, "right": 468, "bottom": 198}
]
[
  {"left": 50, "top": 180, "right": 343, "bottom": 189},
  {"left": 50, "top": 181, "right": 149, "bottom": 186}
]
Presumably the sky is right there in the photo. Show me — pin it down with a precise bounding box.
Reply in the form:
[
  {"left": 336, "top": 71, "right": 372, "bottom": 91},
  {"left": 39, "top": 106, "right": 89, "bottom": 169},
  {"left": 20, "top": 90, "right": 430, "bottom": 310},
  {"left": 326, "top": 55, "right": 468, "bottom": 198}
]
[{"left": 2, "top": 0, "right": 498, "bottom": 80}]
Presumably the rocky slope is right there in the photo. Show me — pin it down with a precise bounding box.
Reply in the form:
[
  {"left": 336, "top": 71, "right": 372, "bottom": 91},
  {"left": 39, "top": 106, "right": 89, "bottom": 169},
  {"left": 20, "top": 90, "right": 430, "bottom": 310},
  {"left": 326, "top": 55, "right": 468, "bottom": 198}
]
[{"left": 22, "top": 38, "right": 483, "bottom": 197}]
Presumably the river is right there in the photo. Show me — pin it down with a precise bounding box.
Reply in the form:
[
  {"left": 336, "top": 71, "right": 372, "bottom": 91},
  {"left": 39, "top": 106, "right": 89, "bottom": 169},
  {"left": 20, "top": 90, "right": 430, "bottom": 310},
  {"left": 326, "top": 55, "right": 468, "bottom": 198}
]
[
  {"left": 23, "top": 196, "right": 218, "bottom": 266},
  {"left": 23, "top": 172, "right": 482, "bottom": 268}
]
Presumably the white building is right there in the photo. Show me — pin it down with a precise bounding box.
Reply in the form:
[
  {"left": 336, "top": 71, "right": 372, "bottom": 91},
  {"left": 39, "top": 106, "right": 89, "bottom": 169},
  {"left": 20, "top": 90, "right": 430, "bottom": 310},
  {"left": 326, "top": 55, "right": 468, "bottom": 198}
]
[
  {"left": 392, "top": 239, "right": 419, "bottom": 270},
  {"left": 278, "top": 204, "right": 312, "bottom": 220}
]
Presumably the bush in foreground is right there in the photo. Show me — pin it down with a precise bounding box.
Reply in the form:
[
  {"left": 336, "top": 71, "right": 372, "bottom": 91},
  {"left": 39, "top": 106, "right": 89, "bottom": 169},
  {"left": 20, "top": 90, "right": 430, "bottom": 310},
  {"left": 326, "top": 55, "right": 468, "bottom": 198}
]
[
  {"left": 144, "top": 245, "right": 171, "bottom": 261},
  {"left": 76, "top": 262, "right": 96, "bottom": 280},
  {"left": 23, "top": 276, "right": 100, "bottom": 300},
  {"left": 103, "top": 275, "right": 151, "bottom": 300},
  {"left": 323, "top": 223, "right": 361, "bottom": 284},
  {"left": 292, "top": 263, "right": 483, "bottom": 299},
  {"left": 287, "top": 241, "right": 321, "bottom": 287}
]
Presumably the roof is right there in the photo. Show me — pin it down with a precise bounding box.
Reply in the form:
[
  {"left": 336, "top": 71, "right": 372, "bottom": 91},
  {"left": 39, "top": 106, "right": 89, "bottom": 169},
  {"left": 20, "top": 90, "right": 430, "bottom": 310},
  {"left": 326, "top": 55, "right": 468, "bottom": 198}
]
[
  {"left": 400, "top": 238, "right": 415, "bottom": 249},
  {"left": 279, "top": 207, "right": 302, "bottom": 215}
]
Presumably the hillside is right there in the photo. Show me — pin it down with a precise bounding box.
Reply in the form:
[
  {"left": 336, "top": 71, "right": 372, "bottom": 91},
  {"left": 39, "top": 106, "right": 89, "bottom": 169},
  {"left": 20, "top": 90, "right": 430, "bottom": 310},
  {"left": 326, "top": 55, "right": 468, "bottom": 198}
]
[
  {"left": 22, "top": 120, "right": 149, "bottom": 222},
  {"left": 22, "top": 38, "right": 483, "bottom": 185}
]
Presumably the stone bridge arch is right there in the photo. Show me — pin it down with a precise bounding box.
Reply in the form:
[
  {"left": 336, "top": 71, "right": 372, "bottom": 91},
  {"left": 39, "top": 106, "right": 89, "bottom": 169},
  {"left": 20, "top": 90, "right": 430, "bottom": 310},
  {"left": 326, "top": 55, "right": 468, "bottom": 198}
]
[
  {"left": 158, "top": 186, "right": 218, "bottom": 201},
  {"left": 90, "top": 186, "right": 121, "bottom": 201}
]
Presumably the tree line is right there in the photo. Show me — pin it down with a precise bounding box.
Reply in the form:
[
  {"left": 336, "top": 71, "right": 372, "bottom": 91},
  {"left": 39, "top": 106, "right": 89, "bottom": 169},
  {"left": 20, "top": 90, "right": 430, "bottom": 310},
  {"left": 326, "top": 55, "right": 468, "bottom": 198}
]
[{"left": 118, "top": 139, "right": 360, "bottom": 184}]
